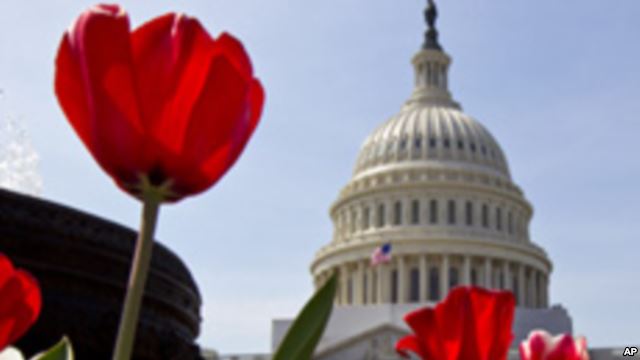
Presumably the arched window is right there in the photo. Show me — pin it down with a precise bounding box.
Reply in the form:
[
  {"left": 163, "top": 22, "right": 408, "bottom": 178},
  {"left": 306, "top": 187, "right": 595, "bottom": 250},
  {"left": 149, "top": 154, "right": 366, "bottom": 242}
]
[
  {"left": 394, "top": 201, "right": 403, "bottom": 225},
  {"left": 415, "top": 136, "right": 422, "bottom": 150},
  {"left": 482, "top": 204, "right": 489, "bottom": 228},
  {"left": 465, "top": 201, "right": 473, "bottom": 226},
  {"left": 363, "top": 206, "right": 371, "bottom": 229},
  {"left": 496, "top": 207, "right": 502, "bottom": 231},
  {"left": 448, "top": 200, "right": 456, "bottom": 224},
  {"left": 429, "top": 267, "right": 440, "bottom": 301},
  {"left": 410, "top": 268, "right": 420, "bottom": 302},
  {"left": 429, "top": 199, "right": 438, "bottom": 224},
  {"left": 391, "top": 270, "right": 399, "bottom": 304},
  {"left": 411, "top": 200, "right": 420, "bottom": 225},
  {"left": 377, "top": 203, "right": 386, "bottom": 228},
  {"left": 449, "top": 267, "right": 459, "bottom": 290}
]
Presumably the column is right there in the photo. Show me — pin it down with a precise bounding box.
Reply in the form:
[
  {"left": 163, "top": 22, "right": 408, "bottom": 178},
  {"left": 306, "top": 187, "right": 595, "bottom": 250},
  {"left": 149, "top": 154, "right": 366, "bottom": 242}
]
[
  {"left": 355, "top": 261, "right": 365, "bottom": 305},
  {"left": 532, "top": 270, "right": 539, "bottom": 308},
  {"left": 462, "top": 255, "right": 471, "bottom": 285},
  {"left": 377, "top": 264, "right": 384, "bottom": 303},
  {"left": 484, "top": 257, "right": 492, "bottom": 288},
  {"left": 503, "top": 261, "right": 512, "bottom": 292},
  {"left": 368, "top": 266, "right": 375, "bottom": 304},
  {"left": 440, "top": 255, "right": 449, "bottom": 300},
  {"left": 518, "top": 264, "right": 526, "bottom": 307},
  {"left": 340, "top": 265, "right": 349, "bottom": 305},
  {"left": 542, "top": 274, "right": 548, "bottom": 307},
  {"left": 398, "top": 256, "right": 407, "bottom": 303},
  {"left": 419, "top": 255, "right": 428, "bottom": 302}
]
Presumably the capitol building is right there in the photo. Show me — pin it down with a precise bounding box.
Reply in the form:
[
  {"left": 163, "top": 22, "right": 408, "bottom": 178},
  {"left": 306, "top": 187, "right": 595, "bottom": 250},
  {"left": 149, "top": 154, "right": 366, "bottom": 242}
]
[{"left": 215, "top": 2, "right": 624, "bottom": 360}]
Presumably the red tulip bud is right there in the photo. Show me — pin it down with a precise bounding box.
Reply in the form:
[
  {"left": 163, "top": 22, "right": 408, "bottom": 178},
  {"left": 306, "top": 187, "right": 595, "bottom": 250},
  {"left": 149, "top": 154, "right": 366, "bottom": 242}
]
[
  {"left": 520, "top": 330, "right": 590, "bottom": 360},
  {"left": 0, "top": 253, "right": 42, "bottom": 351}
]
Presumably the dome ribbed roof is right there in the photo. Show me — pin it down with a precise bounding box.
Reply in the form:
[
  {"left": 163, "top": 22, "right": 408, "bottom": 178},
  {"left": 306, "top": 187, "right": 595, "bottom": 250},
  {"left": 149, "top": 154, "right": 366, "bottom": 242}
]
[{"left": 353, "top": 105, "right": 510, "bottom": 179}]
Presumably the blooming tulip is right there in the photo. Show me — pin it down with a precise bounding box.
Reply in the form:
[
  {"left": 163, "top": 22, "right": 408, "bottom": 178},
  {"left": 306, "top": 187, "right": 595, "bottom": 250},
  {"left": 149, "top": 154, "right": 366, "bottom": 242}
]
[
  {"left": 55, "top": 4, "right": 265, "bottom": 203},
  {"left": 55, "top": 4, "right": 265, "bottom": 359},
  {"left": 0, "top": 253, "right": 42, "bottom": 352},
  {"left": 520, "top": 330, "right": 589, "bottom": 360},
  {"left": 396, "top": 286, "right": 515, "bottom": 360}
]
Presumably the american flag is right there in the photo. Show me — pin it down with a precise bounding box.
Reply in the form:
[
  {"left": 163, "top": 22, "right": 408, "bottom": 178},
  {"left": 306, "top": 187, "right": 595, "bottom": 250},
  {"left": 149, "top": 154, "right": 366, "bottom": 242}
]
[{"left": 370, "top": 243, "right": 392, "bottom": 266}]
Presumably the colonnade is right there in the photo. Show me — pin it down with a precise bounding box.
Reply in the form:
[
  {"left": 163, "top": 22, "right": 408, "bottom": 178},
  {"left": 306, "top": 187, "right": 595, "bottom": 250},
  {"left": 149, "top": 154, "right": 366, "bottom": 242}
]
[{"left": 315, "top": 254, "right": 548, "bottom": 308}]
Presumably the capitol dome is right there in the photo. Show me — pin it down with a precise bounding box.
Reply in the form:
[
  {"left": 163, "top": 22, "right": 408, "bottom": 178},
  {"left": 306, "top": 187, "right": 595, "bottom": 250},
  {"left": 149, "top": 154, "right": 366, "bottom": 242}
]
[{"left": 311, "top": 1, "right": 552, "bottom": 309}]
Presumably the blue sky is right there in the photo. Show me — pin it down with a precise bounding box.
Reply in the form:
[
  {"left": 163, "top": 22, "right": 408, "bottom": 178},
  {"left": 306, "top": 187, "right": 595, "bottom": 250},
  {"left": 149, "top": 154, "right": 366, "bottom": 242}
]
[{"left": 1, "top": 0, "right": 639, "bottom": 354}]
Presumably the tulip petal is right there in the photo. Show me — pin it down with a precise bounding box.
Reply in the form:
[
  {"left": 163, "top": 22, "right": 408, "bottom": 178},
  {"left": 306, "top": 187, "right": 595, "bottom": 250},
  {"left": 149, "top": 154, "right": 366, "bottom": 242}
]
[
  {"left": 396, "top": 335, "right": 428, "bottom": 359},
  {"left": 55, "top": 4, "right": 145, "bottom": 188}
]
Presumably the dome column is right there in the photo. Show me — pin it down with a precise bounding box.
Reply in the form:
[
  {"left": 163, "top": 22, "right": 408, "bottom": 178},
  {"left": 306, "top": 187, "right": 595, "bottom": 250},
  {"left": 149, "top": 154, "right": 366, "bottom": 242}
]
[
  {"left": 419, "top": 254, "right": 428, "bottom": 302},
  {"left": 462, "top": 255, "right": 471, "bottom": 285},
  {"left": 440, "top": 254, "right": 449, "bottom": 300},
  {"left": 484, "top": 257, "right": 493, "bottom": 288},
  {"left": 355, "top": 261, "right": 365, "bottom": 305},
  {"left": 397, "top": 255, "right": 407, "bottom": 303},
  {"left": 377, "top": 264, "right": 384, "bottom": 303},
  {"left": 503, "top": 261, "right": 512, "bottom": 292},
  {"left": 518, "top": 264, "right": 526, "bottom": 307}
]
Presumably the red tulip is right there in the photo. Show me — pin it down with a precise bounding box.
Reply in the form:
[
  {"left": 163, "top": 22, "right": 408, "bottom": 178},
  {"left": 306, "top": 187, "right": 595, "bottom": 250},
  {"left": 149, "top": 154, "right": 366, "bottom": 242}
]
[
  {"left": 396, "top": 286, "right": 516, "bottom": 360},
  {"left": 0, "top": 253, "right": 42, "bottom": 351},
  {"left": 520, "top": 330, "right": 589, "bottom": 360},
  {"left": 55, "top": 4, "right": 265, "bottom": 202}
]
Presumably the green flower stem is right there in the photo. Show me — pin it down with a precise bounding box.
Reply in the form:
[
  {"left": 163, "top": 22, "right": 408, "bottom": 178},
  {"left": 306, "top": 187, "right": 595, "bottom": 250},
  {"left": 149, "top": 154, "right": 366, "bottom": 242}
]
[{"left": 112, "top": 193, "right": 161, "bottom": 360}]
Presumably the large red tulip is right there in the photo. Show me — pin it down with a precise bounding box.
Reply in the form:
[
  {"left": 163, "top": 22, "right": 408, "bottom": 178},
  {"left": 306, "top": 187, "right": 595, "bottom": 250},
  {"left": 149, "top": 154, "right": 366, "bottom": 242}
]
[
  {"left": 396, "top": 286, "right": 516, "bottom": 360},
  {"left": 0, "top": 253, "right": 42, "bottom": 351},
  {"left": 55, "top": 4, "right": 265, "bottom": 202},
  {"left": 520, "top": 330, "right": 589, "bottom": 360}
]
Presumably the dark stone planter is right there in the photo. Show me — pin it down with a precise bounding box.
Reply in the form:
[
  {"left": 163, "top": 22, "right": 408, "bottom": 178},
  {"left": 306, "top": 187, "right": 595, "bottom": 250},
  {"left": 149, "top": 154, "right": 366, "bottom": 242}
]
[{"left": 0, "top": 189, "right": 203, "bottom": 359}]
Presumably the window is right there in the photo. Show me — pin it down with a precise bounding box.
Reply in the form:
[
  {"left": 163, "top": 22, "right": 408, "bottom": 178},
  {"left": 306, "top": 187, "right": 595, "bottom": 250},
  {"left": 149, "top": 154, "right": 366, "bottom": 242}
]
[
  {"left": 400, "top": 137, "right": 407, "bottom": 150},
  {"left": 410, "top": 268, "right": 420, "bottom": 302},
  {"left": 415, "top": 136, "right": 422, "bottom": 149},
  {"left": 465, "top": 201, "right": 473, "bottom": 226},
  {"left": 496, "top": 207, "right": 502, "bottom": 231},
  {"left": 448, "top": 200, "right": 456, "bottom": 224},
  {"left": 481, "top": 145, "right": 487, "bottom": 155},
  {"left": 470, "top": 143, "right": 477, "bottom": 153},
  {"left": 482, "top": 204, "right": 489, "bottom": 228},
  {"left": 429, "top": 138, "right": 437, "bottom": 148},
  {"left": 394, "top": 201, "right": 403, "bottom": 225},
  {"left": 449, "top": 267, "right": 459, "bottom": 290},
  {"left": 498, "top": 270, "right": 505, "bottom": 289},
  {"left": 429, "top": 199, "right": 438, "bottom": 224},
  {"left": 507, "top": 211, "right": 513, "bottom": 234},
  {"left": 377, "top": 204, "right": 386, "bottom": 227},
  {"left": 391, "top": 270, "right": 398, "bottom": 303},
  {"left": 471, "top": 268, "right": 478, "bottom": 285},
  {"left": 443, "top": 138, "right": 451, "bottom": 148},
  {"left": 363, "top": 207, "right": 370, "bottom": 229},
  {"left": 457, "top": 140, "right": 464, "bottom": 150},
  {"left": 429, "top": 267, "right": 440, "bottom": 301},
  {"left": 411, "top": 200, "right": 420, "bottom": 224}
]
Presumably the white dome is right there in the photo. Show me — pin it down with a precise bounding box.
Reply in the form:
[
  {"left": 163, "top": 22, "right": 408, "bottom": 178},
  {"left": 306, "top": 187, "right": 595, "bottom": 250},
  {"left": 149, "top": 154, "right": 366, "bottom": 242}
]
[
  {"left": 354, "top": 105, "right": 510, "bottom": 180},
  {"left": 311, "top": 5, "right": 551, "bottom": 310}
]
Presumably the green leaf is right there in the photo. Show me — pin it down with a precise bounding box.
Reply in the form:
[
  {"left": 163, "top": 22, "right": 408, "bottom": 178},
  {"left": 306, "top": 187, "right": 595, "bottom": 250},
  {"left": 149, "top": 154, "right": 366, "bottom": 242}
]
[
  {"left": 272, "top": 274, "right": 337, "bottom": 360},
  {"left": 30, "top": 337, "right": 74, "bottom": 360}
]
